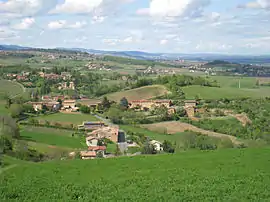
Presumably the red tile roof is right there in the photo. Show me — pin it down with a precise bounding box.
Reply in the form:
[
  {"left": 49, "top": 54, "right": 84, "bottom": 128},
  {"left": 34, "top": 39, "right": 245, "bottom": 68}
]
[{"left": 88, "top": 146, "right": 106, "bottom": 151}]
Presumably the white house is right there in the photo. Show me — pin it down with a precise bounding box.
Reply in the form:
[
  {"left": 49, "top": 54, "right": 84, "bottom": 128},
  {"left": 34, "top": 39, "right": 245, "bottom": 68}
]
[
  {"left": 150, "top": 140, "right": 163, "bottom": 151},
  {"left": 86, "top": 136, "right": 99, "bottom": 147}
]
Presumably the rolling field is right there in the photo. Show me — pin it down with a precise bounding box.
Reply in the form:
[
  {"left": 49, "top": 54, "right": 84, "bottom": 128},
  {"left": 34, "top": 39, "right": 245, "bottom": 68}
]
[
  {"left": 182, "top": 85, "right": 270, "bottom": 99},
  {"left": 0, "top": 80, "right": 24, "bottom": 98},
  {"left": 107, "top": 85, "right": 169, "bottom": 102},
  {"left": 0, "top": 100, "right": 9, "bottom": 114},
  {"left": 20, "top": 127, "right": 85, "bottom": 149},
  {"left": 35, "top": 113, "right": 98, "bottom": 125},
  {"left": 121, "top": 125, "right": 192, "bottom": 151},
  {"left": 1, "top": 148, "right": 270, "bottom": 201},
  {"left": 141, "top": 121, "right": 241, "bottom": 145}
]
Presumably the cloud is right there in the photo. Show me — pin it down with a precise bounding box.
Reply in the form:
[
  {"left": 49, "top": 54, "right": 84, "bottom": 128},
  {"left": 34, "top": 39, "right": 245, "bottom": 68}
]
[
  {"left": 240, "top": 0, "right": 270, "bottom": 9},
  {"left": 91, "top": 16, "right": 106, "bottom": 24},
  {"left": 48, "top": 20, "right": 87, "bottom": 29},
  {"left": 0, "top": 0, "right": 57, "bottom": 16},
  {"left": 50, "top": 0, "right": 103, "bottom": 14},
  {"left": 160, "top": 39, "right": 168, "bottom": 45},
  {"left": 139, "top": 0, "right": 210, "bottom": 19},
  {"left": 13, "top": 18, "right": 35, "bottom": 30}
]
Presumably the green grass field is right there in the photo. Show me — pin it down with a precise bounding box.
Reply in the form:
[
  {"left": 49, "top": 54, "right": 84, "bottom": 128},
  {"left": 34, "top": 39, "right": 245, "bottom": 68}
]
[
  {"left": 182, "top": 85, "right": 270, "bottom": 99},
  {"left": 107, "top": 85, "right": 169, "bottom": 102},
  {"left": 1, "top": 148, "right": 270, "bottom": 201},
  {"left": 20, "top": 127, "right": 85, "bottom": 149},
  {"left": 0, "top": 80, "right": 24, "bottom": 98},
  {"left": 35, "top": 113, "right": 99, "bottom": 125},
  {"left": 121, "top": 125, "right": 191, "bottom": 151}
]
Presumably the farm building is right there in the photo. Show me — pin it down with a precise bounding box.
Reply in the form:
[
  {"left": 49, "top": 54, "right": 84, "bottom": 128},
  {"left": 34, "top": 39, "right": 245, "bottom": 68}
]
[
  {"left": 78, "top": 122, "right": 106, "bottom": 131},
  {"left": 29, "top": 101, "right": 61, "bottom": 112},
  {"left": 150, "top": 140, "right": 163, "bottom": 151},
  {"left": 89, "top": 126, "right": 119, "bottom": 143},
  {"left": 80, "top": 151, "right": 96, "bottom": 160},
  {"left": 62, "top": 100, "right": 76, "bottom": 109},
  {"left": 86, "top": 136, "right": 99, "bottom": 147}
]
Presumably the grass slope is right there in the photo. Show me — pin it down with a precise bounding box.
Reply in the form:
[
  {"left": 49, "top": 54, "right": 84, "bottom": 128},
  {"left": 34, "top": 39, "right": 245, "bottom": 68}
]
[
  {"left": 35, "top": 113, "right": 98, "bottom": 125},
  {"left": 107, "top": 85, "right": 169, "bottom": 102},
  {"left": 20, "top": 127, "right": 85, "bottom": 149},
  {"left": 0, "top": 80, "right": 24, "bottom": 98},
  {"left": 1, "top": 148, "right": 270, "bottom": 201},
  {"left": 121, "top": 125, "right": 190, "bottom": 151},
  {"left": 182, "top": 85, "right": 270, "bottom": 99}
]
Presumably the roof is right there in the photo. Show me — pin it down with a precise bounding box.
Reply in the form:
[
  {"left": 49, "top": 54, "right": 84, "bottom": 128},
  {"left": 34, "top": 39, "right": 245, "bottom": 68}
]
[
  {"left": 86, "top": 136, "right": 99, "bottom": 141},
  {"left": 84, "top": 122, "right": 104, "bottom": 125},
  {"left": 131, "top": 100, "right": 171, "bottom": 103},
  {"left": 80, "top": 151, "right": 96, "bottom": 157},
  {"left": 63, "top": 100, "right": 76, "bottom": 103},
  {"left": 88, "top": 146, "right": 106, "bottom": 151},
  {"left": 185, "top": 100, "right": 197, "bottom": 103},
  {"left": 150, "top": 140, "right": 162, "bottom": 145}
]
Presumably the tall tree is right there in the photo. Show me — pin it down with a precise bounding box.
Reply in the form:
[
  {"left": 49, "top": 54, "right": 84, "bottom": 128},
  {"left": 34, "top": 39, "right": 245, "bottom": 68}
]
[{"left": 120, "top": 97, "right": 129, "bottom": 109}]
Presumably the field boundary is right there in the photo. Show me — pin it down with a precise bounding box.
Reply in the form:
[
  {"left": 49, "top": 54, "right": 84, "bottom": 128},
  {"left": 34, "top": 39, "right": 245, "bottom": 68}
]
[{"left": 142, "top": 121, "right": 242, "bottom": 145}]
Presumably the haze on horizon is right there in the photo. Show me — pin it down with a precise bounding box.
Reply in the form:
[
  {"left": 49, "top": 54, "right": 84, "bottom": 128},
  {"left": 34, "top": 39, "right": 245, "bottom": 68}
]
[{"left": 0, "top": 0, "right": 270, "bottom": 54}]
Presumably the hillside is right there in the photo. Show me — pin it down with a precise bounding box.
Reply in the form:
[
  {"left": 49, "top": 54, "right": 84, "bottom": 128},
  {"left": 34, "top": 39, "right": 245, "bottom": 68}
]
[
  {"left": 106, "top": 85, "right": 169, "bottom": 102},
  {"left": 1, "top": 148, "right": 270, "bottom": 201}
]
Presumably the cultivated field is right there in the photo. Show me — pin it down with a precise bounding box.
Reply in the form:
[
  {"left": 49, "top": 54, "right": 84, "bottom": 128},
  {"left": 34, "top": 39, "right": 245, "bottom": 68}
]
[
  {"left": 121, "top": 125, "right": 193, "bottom": 151},
  {"left": 35, "top": 113, "right": 99, "bottom": 125},
  {"left": 1, "top": 148, "right": 270, "bottom": 201},
  {"left": 107, "top": 85, "right": 169, "bottom": 102},
  {"left": 141, "top": 121, "right": 241, "bottom": 144},
  {"left": 0, "top": 80, "right": 24, "bottom": 98}
]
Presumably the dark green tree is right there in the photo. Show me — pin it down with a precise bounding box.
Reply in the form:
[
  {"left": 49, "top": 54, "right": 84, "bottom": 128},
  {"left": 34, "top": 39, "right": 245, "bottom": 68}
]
[{"left": 120, "top": 97, "right": 129, "bottom": 110}]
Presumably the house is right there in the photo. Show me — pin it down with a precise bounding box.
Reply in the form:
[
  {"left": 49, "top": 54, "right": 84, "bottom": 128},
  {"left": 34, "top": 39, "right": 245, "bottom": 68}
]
[
  {"left": 89, "top": 126, "right": 118, "bottom": 142},
  {"left": 78, "top": 122, "right": 106, "bottom": 131},
  {"left": 62, "top": 100, "right": 76, "bottom": 109},
  {"left": 80, "top": 151, "right": 96, "bottom": 160},
  {"left": 58, "top": 82, "right": 75, "bottom": 90},
  {"left": 88, "top": 146, "right": 106, "bottom": 157},
  {"left": 86, "top": 136, "right": 99, "bottom": 147},
  {"left": 184, "top": 100, "right": 198, "bottom": 108},
  {"left": 29, "top": 101, "right": 60, "bottom": 112},
  {"left": 150, "top": 140, "right": 163, "bottom": 151},
  {"left": 184, "top": 100, "right": 198, "bottom": 118},
  {"left": 78, "top": 99, "right": 102, "bottom": 108},
  {"left": 61, "top": 72, "right": 72, "bottom": 80},
  {"left": 130, "top": 100, "right": 172, "bottom": 110}
]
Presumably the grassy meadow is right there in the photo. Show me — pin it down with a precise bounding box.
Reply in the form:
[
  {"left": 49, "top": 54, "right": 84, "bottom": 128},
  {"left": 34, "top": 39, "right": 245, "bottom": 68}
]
[
  {"left": 107, "top": 85, "right": 169, "bottom": 102},
  {"left": 0, "top": 80, "right": 24, "bottom": 98},
  {"left": 35, "top": 113, "right": 99, "bottom": 125},
  {"left": 182, "top": 76, "right": 270, "bottom": 99},
  {"left": 20, "top": 126, "right": 85, "bottom": 149},
  {"left": 1, "top": 148, "right": 270, "bottom": 201}
]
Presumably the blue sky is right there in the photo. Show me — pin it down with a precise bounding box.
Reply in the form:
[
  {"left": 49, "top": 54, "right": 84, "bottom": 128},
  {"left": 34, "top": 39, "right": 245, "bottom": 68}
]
[{"left": 0, "top": 0, "right": 270, "bottom": 54}]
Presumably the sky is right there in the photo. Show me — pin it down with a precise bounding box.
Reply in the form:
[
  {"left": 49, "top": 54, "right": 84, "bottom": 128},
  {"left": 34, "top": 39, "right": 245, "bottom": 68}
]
[{"left": 0, "top": 0, "right": 270, "bottom": 54}]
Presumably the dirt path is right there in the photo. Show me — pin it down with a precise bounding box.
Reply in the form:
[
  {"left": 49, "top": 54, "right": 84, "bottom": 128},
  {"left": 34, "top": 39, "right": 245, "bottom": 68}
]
[
  {"left": 223, "top": 110, "right": 252, "bottom": 126},
  {"left": 142, "top": 121, "right": 242, "bottom": 145}
]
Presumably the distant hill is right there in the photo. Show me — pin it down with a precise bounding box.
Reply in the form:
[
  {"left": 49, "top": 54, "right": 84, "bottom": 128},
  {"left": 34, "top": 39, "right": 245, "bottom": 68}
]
[
  {"left": 2, "top": 44, "right": 270, "bottom": 63},
  {"left": 0, "top": 44, "right": 31, "bottom": 51}
]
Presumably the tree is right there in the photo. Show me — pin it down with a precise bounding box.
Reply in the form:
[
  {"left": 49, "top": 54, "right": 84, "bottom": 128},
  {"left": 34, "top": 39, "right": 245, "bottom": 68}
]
[
  {"left": 101, "top": 96, "right": 111, "bottom": 110},
  {"left": 120, "top": 97, "right": 129, "bottom": 110},
  {"left": 114, "top": 145, "right": 122, "bottom": 156},
  {"left": 162, "top": 140, "right": 175, "bottom": 153},
  {"left": 0, "top": 116, "right": 20, "bottom": 156},
  {"left": 80, "top": 105, "right": 90, "bottom": 114},
  {"left": 9, "top": 104, "right": 23, "bottom": 118},
  {"left": 105, "top": 106, "right": 123, "bottom": 124},
  {"left": 22, "top": 104, "right": 34, "bottom": 113},
  {"left": 141, "top": 142, "right": 156, "bottom": 154}
]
